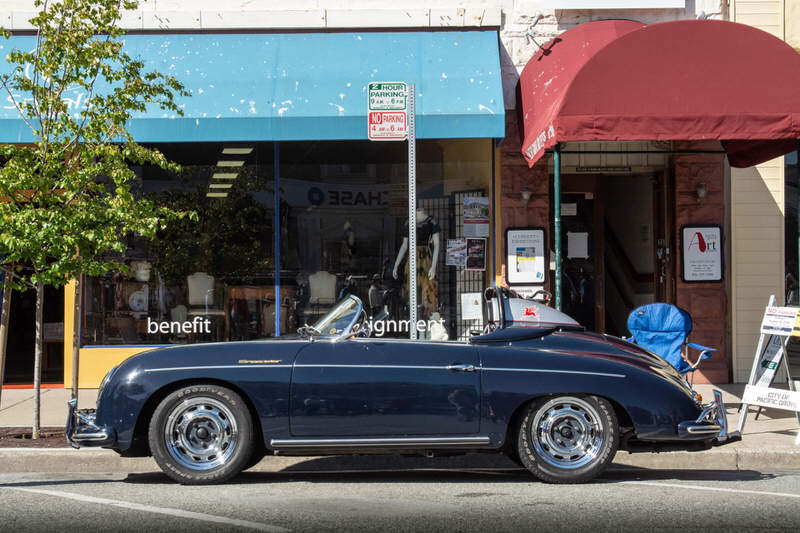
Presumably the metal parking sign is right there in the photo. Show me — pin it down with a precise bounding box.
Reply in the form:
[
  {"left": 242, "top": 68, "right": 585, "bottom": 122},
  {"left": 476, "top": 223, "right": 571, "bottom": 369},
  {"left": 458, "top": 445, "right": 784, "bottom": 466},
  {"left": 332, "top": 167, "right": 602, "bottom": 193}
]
[
  {"left": 368, "top": 82, "right": 407, "bottom": 111},
  {"left": 368, "top": 111, "right": 407, "bottom": 141},
  {"left": 368, "top": 82, "right": 407, "bottom": 141}
]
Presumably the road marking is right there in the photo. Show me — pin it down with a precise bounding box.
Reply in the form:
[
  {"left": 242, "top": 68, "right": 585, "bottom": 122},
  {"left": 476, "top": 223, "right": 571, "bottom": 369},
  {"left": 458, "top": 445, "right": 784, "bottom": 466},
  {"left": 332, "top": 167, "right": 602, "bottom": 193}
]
[
  {"left": 1, "top": 486, "right": 290, "bottom": 532},
  {"left": 621, "top": 481, "right": 800, "bottom": 499}
]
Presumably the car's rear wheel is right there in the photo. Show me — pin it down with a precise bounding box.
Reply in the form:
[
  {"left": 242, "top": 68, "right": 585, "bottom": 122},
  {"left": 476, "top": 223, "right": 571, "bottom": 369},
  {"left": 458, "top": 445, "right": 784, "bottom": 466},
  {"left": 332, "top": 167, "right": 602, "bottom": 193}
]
[
  {"left": 149, "top": 384, "right": 254, "bottom": 484},
  {"left": 517, "top": 395, "right": 618, "bottom": 484}
]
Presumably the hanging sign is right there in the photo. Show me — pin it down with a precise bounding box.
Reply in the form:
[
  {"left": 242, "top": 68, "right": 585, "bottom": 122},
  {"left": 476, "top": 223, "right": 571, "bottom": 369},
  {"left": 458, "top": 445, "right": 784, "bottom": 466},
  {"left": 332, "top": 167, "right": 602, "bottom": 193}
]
[
  {"left": 506, "top": 227, "right": 546, "bottom": 285},
  {"left": 368, "top": 82, "right": 407, "bottom": 141},
  {"left": 680, "top": 225, "right": 723, "bottom": 282}
]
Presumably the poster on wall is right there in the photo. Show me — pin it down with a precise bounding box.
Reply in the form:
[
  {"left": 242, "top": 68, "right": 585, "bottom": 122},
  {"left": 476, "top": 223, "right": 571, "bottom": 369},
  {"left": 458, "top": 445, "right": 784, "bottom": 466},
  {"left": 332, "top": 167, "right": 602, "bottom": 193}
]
[
  {"left": 446, "top": 239, "right": 467, "bottom": 267},
  {"left": 466, "top": 238, "right": 486, "bottom": 271},
  {"left": 463, "top": 197, "right": 490, "bottom": 237},
  {"left": 681, "top": 225, "right": 723, "bottom": 282},
  {"left": 505, "top": 227, "right": 546, "bottom": 285}
]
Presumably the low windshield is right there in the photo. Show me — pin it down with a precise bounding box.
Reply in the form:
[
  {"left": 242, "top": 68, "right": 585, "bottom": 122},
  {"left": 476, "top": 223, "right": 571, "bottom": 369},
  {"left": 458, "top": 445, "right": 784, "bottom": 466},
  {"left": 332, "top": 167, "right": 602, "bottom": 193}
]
[{"left": 309, "top": 295, "right": 361, "bottom": 337}]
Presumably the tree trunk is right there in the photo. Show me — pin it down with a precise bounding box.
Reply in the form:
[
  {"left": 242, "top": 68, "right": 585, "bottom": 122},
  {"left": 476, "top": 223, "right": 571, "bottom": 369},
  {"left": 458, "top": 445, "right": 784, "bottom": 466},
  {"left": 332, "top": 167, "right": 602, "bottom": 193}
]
[
  {"left": 33, "top": 280, "right": 43, "bottom": 439},
  {"left": 71, "top": 276, "right": 81, "bottom": 401},
  {"left": 0, "top": 271, "right": 12, "bottom": 409}
]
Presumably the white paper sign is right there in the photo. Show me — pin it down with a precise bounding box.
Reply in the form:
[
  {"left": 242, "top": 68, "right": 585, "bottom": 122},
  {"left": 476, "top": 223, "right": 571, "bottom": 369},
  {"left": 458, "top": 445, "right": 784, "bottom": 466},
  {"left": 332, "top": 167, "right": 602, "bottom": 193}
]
[
  {"left": 460, "top": 292, "right": 484, "bottom": 321},
  {"left": 567, "top": 232, "right": 589, "bottom": 259},
  {"left": 681, "top": 226, "right": 722, "bottom": 282},
  {"left": 742, "top": 385, "right": 800, "bottom": 412},
  {"left": 506, "top": 228, "right": 546, "bottom": 285},
  {"left": 760, "top": 306, "right": 799, "bottom": 336}
]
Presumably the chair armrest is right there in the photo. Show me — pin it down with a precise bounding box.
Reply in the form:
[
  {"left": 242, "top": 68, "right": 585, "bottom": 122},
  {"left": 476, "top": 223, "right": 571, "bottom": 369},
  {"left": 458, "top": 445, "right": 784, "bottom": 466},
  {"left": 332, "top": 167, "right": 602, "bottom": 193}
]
[{"left": 685, "top": 342, "right": 715, "bottom": 366}]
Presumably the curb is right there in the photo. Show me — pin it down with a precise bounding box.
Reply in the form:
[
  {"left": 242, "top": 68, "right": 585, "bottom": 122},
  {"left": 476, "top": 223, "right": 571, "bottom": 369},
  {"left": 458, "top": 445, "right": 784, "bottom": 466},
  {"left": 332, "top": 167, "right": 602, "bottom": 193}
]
[{"left": 1, "top": 448, "right": 799, "bottom": 474}]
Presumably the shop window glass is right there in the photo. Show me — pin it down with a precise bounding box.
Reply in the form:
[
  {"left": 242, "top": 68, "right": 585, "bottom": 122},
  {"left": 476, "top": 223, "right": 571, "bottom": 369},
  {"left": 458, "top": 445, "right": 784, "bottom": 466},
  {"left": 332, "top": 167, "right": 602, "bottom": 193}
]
[
  {"left": 786, "top": 150, "right": 799, "bottom": 305},
  {"left": 280, "top": 139, "right": 493, "bottom": 341},
  {"left": 82, "top": 138, "right": 494, "bottom": 346},
  {"left": 82, "top": 142, "right": 275, "bottom": 345}
]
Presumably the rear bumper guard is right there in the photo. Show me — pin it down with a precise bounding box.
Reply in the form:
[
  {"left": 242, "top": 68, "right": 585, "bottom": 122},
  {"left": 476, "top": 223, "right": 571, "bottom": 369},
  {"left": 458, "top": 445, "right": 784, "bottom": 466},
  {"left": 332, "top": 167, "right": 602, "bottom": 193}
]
[
  {"left": 66, "top": 398, "right": 116, "bottom": 449},
  {"left": 677, "top": 389, "right": 741, "bottom": 444}
]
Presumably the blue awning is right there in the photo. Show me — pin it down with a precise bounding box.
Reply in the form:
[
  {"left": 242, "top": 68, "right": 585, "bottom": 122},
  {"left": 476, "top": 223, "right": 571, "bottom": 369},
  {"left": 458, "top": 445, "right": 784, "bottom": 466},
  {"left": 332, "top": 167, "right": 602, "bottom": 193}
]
[{"left": 0, "top": 31, "right": 505, "bottom": 143}]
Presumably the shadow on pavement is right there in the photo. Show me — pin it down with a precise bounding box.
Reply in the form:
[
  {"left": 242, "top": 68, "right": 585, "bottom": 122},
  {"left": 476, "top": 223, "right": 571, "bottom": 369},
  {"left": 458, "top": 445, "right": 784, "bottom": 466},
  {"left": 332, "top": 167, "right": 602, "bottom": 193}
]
[{"left": 118, "top": 464, "right": 778, "bottom": 486}]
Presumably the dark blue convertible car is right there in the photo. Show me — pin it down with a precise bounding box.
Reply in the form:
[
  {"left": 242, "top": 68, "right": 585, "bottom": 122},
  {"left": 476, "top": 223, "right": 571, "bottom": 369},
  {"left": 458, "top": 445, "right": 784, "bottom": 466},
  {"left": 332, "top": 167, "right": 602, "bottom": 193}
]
[{"left": 67, "top": 287, "right": 738, "bottom": 484}]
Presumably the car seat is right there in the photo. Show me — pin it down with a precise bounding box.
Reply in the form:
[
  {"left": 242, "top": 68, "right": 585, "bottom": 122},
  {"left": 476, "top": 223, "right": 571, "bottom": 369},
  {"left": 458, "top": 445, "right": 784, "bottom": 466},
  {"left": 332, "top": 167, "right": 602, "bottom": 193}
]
[{"left": 627, "top": 303, "right": 714, "bottom": 387}]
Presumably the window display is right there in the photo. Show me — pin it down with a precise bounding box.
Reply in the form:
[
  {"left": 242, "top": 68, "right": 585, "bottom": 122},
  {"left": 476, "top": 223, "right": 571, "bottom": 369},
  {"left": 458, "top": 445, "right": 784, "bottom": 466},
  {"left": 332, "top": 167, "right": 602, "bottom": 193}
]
[{"left": 83, "top": 138, "right": 494, "bottom": 346}]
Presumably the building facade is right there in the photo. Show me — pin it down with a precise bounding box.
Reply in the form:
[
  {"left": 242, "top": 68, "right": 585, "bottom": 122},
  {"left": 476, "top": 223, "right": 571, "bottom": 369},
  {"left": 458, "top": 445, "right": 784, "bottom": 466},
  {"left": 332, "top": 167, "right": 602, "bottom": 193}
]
[{"left": 1, "top": 1, "right": 798, "bottom": 387}]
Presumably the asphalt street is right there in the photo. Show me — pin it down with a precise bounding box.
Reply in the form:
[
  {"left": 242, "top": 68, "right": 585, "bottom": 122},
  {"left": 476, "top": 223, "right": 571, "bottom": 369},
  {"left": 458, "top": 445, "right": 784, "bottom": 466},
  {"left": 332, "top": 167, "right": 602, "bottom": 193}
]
[{"left": 1, "top": 467, "right": 799, "bottom": 532}]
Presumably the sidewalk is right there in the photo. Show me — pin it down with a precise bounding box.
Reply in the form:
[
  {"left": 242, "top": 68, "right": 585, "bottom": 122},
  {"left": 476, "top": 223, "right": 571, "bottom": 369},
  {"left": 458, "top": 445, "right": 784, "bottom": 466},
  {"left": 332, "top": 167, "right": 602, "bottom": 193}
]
[{"left": 0, "top": 384, "right": 798, "bottom": 473}]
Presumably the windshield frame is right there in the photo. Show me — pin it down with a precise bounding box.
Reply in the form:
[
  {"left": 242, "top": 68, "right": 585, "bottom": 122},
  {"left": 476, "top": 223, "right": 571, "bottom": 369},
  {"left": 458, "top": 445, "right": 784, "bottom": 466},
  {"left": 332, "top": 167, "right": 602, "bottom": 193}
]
[{"left": 303, "top": 295, "right": 364, "bottom": 342}]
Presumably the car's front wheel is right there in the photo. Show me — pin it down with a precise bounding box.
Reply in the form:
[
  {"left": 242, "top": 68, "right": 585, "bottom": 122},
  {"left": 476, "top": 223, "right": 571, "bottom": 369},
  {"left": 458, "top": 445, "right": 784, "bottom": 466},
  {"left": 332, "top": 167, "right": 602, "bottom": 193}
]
[
  {"left": 517, "top": 395, "right": 618, "bottom": 484},
  {"left": 149, "top": 384, "right": 255, "bottom": 484}
]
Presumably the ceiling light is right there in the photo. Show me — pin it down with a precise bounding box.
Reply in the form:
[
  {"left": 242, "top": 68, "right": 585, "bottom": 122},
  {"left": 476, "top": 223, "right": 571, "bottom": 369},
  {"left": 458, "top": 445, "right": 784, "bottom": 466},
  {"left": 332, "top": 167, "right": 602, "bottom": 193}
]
[
  {"left": 222, "top": 147, "right": 253, "bottom": 155},
  {"left": 217, "top": 160, "right": 244, "bottom": 167},
  {"left": 206, "top": 192, "right": 228, "bottom": 198},
  {"left": 212, "top": 173, "right": 238, "bottom": 180},
  {"left": 209, "top": 183, "right": 233, "bottom": 189}
]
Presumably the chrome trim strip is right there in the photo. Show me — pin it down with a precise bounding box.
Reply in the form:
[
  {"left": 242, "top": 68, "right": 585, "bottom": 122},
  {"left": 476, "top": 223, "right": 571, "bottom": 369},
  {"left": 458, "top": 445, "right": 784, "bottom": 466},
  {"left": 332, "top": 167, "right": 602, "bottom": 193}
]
[
  {"left": 73, "top": 431, "right": 112, "bottom": 441},
  {"left": 293, "top": 364, "right": 451, "bottom": 370},
  {"left": 482, "top": 367, "right": 625, "bottom": 378},
  {"left": 270, "top": 436, "right": 491, "bottom": 449},
  {"left": 685, "top": 424, "right": 722, "bottom": 435},
  {"left": 144, "top": 364, "right": 292, "bottom": 373}
]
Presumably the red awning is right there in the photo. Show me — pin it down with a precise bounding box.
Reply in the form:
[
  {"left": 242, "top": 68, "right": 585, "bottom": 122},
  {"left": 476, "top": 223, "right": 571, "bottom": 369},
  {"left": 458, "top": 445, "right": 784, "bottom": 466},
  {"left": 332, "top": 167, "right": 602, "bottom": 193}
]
[{"left": 519, "top": 19, "right": 800, "bottom": 168}]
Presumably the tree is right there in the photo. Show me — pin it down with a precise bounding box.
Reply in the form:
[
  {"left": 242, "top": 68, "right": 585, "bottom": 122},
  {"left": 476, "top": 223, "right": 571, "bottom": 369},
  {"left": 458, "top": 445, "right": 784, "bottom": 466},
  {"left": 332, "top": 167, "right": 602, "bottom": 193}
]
[{"left": 0, "top": 0, "right": 192, "bottom": 437}]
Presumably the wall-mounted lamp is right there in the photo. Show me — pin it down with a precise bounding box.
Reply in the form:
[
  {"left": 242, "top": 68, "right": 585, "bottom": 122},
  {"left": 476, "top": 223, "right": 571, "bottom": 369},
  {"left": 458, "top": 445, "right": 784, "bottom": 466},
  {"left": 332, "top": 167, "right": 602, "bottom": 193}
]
[
  {"left": 520, "top": 185, "right": 532, "bottom": 207},
  {"left": 697, "top": 11, "right": 722, "bottom": 20},
  {"left": 696, "top": 182, "right": 708, "bottom": 202}
]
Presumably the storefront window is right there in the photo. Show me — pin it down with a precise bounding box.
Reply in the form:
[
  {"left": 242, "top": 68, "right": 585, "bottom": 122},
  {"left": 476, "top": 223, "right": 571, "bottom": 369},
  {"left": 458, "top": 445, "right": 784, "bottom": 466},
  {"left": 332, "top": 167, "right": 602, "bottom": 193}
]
[
  {"left": 82, "top": 143, "right": 275, "bottom": 345},
  {"left": 82, "top": 138, "right": 494, "bottom": 346},
  {"left": 786, "top": 150, "right": 799, "bottom": 305},
  {"left": 279, "top": 139, "right": 493, "bottom": 341}
]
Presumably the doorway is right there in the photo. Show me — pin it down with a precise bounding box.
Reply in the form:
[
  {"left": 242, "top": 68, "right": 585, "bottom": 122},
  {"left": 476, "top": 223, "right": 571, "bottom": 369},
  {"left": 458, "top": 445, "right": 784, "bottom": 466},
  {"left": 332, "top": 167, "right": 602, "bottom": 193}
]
[{"left": 558, "top": 174, "right": 670, "bottom": 336}]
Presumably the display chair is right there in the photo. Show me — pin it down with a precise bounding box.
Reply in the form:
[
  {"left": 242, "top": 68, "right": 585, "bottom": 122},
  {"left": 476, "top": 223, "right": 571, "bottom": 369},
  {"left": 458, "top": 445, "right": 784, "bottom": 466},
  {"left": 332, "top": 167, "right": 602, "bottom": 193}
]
[{"left": 626, "top": 303, "right": 714, "bottom": 388}]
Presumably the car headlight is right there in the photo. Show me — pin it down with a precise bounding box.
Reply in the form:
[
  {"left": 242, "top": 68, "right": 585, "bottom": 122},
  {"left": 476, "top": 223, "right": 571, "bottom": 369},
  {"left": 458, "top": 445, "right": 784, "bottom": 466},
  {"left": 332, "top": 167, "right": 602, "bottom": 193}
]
[{"left": 98, "top": 365, "right": 119, "bottom": 402}]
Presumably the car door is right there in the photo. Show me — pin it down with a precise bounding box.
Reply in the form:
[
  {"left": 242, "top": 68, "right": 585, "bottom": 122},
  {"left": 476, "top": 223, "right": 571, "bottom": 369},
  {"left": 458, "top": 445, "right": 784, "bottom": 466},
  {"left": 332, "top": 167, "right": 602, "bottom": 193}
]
[{"left": 290, "top": 338, "right": 481, "bottom": 437}]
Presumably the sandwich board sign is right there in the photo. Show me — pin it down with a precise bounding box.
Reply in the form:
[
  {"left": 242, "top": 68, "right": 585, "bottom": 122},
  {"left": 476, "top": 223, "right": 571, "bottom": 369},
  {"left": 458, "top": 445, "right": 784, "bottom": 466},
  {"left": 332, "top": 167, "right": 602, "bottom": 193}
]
[
  {"left": 738, "top": 295, "right": 800, "bottom": 445},
  {"left": 368, "top": 82, "right": 407, "bottom": 141}
]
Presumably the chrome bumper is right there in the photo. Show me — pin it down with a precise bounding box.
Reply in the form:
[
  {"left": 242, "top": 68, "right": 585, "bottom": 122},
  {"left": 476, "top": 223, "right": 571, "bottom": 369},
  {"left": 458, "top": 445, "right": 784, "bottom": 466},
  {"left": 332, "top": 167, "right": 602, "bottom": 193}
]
[
  {"left": 677, "top": 389, "right": 741, "bottom": 444},
  {"left": 65, "top": 398, "right": 115, "bottom": 449}
]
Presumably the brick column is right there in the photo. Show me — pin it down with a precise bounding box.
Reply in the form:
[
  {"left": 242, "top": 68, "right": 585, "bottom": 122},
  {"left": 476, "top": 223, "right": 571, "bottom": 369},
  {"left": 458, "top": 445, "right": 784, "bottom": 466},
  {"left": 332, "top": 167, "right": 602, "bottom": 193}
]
[
  {"left": 499, "top": 112, "right": 551, "bottom": 289},
  {"left": 673, "top": 142, "right": 729, "bottom": 384}
]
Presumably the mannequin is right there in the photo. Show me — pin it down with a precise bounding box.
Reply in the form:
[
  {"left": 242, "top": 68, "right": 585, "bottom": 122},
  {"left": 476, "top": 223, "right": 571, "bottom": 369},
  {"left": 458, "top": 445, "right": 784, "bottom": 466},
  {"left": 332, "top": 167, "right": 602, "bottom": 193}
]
[{"left": 393, "top": 208, "right": 441, "bottom": 317}]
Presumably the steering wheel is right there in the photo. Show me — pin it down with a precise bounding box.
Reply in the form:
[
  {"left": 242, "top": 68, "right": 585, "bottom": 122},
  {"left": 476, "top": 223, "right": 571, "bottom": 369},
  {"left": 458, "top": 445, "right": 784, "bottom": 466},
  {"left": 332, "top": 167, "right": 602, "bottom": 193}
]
[
  {"left": 351, "top": 309, "right": 372, "bottom": 338},
  {"left": 532, "top": 290, "right": 553, "bottom": 305}
]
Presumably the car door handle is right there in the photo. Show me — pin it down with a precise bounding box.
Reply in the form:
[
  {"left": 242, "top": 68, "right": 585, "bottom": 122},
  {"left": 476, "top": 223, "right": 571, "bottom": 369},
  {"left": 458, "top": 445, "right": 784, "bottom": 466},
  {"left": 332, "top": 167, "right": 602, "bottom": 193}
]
[{"left": 446, "top": 363, "right": 475, "bottom": 372}]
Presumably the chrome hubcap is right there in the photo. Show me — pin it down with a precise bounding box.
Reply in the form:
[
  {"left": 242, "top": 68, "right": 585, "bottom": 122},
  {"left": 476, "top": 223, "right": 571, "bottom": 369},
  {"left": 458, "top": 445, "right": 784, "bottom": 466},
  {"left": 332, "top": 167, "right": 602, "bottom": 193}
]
[
  {"left": 164, "top": 397, "right": 238, "bottom": 471},
  {"left": 531, "top": 397, "right": 604, "bottom": 469}
]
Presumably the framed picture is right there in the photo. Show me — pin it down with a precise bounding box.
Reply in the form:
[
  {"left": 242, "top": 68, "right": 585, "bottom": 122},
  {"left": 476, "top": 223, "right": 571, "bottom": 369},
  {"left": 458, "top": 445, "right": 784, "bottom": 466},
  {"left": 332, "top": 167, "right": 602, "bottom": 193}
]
[
  {"left": 680, "top": 225, "right": 723, "bottom": 283},
  {"left": 505, "top": 227, "right": 547, "bottom": 285}
]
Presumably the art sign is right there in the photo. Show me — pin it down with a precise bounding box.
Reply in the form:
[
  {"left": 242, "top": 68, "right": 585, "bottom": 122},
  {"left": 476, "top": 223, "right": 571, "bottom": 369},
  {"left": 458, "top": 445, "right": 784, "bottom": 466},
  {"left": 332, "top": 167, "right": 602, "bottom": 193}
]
[{"left": 680, "top": 225, "right": 723, "bottom": 282}]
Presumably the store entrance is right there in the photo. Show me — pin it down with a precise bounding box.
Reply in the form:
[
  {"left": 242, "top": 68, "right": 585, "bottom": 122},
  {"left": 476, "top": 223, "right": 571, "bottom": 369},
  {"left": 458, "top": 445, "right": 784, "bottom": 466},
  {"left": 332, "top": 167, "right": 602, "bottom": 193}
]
[{"left": 559, "top": 173, "right": 670, "bottom": 336}]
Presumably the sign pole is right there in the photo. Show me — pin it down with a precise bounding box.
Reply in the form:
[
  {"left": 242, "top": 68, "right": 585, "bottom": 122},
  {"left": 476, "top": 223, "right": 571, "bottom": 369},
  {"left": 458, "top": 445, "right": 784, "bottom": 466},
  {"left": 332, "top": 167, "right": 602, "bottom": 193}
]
[
  {"left": 408, "top": 83, "right": 417, "bottom": 340},
  {"left": 554, "top": 143, "right": 562, "bottom": 311}
]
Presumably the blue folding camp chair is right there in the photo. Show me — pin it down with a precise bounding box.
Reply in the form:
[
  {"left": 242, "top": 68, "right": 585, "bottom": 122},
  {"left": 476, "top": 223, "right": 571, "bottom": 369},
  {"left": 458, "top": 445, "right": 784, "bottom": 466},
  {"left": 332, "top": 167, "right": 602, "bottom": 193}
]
[{"left": 627, "top": 303, "right": 715, "bottom": 387}]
